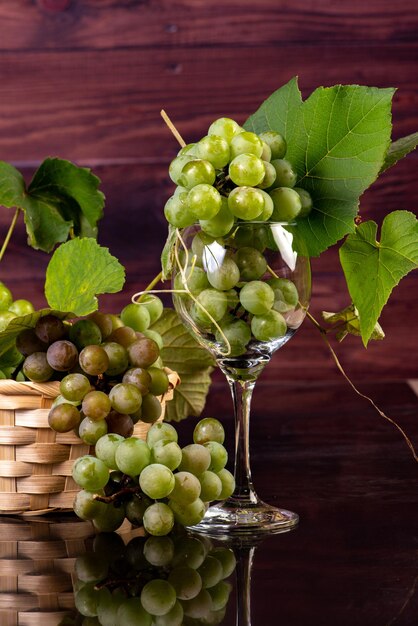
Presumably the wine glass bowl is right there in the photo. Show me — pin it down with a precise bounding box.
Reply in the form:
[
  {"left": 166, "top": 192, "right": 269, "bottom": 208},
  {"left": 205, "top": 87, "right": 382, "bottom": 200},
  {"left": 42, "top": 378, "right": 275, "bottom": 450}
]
[{"left": 172, "top": 221, "right": 311, "bottom": 535}]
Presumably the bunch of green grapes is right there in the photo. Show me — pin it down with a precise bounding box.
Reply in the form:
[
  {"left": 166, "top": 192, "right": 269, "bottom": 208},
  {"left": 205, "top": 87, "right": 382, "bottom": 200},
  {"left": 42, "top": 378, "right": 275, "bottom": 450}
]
[
  {"left": 164, "top": 117, "right": 312, "bottom": 232},
  {"left": 0, "top": 280, "right": 35, "bottom": 378},
  {"left": 72, "top": 418, "right": 235, "bottom": 536},
  {"left": 73, "top": 530, "right": 235, "bottom": 625}
]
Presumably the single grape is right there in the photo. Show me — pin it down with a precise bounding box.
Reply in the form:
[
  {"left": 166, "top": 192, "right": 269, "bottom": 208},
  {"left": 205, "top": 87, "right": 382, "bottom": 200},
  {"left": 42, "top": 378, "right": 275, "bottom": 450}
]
[
  {"left": 140, "top": 294, "right": 164, "bottom": 325},
  {"left": 95, "top": 433, "right": 124, "bottom": 469},
  {"left": 268, "top": 277, "right": 299, "bottom": 312},
  {"left": 208, "top": 117, "right": 242, "bottom": 143},
  {"left": 217, "top": 468, "right": 235, "bottom": 499},
  {"left": 143, "top": 502, "right": 175, "bottom": 536},
  {"left": 46, "top": 340, "right": 78, "bottom": 371},
  {"left": 230, "top": 131, "right": 263, "bottom": 158},
  {"left": 93, "top": 503, "right": 126, "bottom": 532},
  {"left": 210, "top": 547, "right": 237, "bottom": 578},
  {"left": 15, "top": 329, "right": 47, "bottom": 356},
  {"left": 147, "top": 367, "right": 169, "bottom": 396},
  {"left": 122, "top": 367, "right": 151, "bottom": 394},
  {"left": 120, "top": 302, "right": 151, "bottom": 332},
  {"left": 270, "top": 186, "right": 302, "bottom": 221},
  {"left": 48, "top": 403, "right": 81, "bottom": 432},
  {"left": 178, "top": 158, "right": 216, "bottom": 189},
  {"left": 270, "top": 158, "right": 297, "bottom": 188},
  {"left": 191, "top": 231, "right": 216, "bottom": 264},
  {"left": 115, "top": 437, "right": 151, "bottom": 476},
  {"left": 60, "top": 372, "right": 91, "bottom": 402},
  {"left": 235, "top": 246, "right": 267, "bottom": 281},
  {"left": 140, "top": 392, "right": 163, "bottom": 423},
  {"left": 75, "top": 552, "right": 109, "bottom": 584},
  {"left": 79, "top": 345, "right": 110, "bottom": 376},
  {"left": 294, "top": 186, "right": 313, "bottom": 217},
  {"left": 72, "top": 455, "right": 109, "bottom": 491},
  {"left": 8, "top": 299, "right": 34, "bottom": 316},
  {"left": 168, "top": 471, "right": 202, "bottom": 505},
  {"left": 74, "top": 582, "right": 103, "bottom": 618},
  {"left": 196, "top": 135, "right": 230, "bottom": 169},
  {"left": 87, "top": 311, "right": 113, "bottom": 339},
  {"left": 142, "top": 329, "right": 164, "bottom": 351},
  {"left": 154, "top": 601, "right": 183, "bottom": 626},
  {"left": 227, "top": 186, "right": 265, "bottom": 220},
  {"left": 147, "top": 422, "right": 178, "bottom": 447},
  {"left": 204, "top": 441, "right": 228, "bottom": 472},
  {"left": 22, "top": 352, "right": 53, "bottom": 382},
  {"left": 164, "top": 192, "right": 195, "bottom": 228},
  {"left": 73, "top": 489, "right": 107, "bottom": 521},
  {"left": 174, "top": 265, "right": 211, "bottom": 297},
  {"left": 258, "top": 189, "right": 275, "bottom": 220},
  {"left": 169, "top": 497, "right": 206, "bottom": 526},
  {"left": 0, "top": 281, "right": 13, "bottom": 310},
  {"left": 199, "top": 197, "right": 235, "bottom": 238},
  {"left": 199, "top": 470, "right": 223, "bottom": 501},
  {"left": 178, "top": 444, "right": 211, "bottom": 476},
  {"left": 106, "top": 410, "right": 134, "bottom": 437},
  {"left": 188, "top": 184, "right": 222, "bottom": 220},
  {"left": 206, "top": 257, "right": 240, "bottom": 292},
  {"left": 144, "top": 535, "right": 175, "bottom": 567},
  {"left": 79, "top": 416, "right": 108, "bottom": 445},
  {"left": 229, "top": 153, "right": 265, "bottom": 186},
  {"left": 169, "top": 154, "right": 194, "bottom": 185},
  {"left": 193, "top": 418, "right": 225, "bottom": 445},
  {"left": 101, "top": 342, "right": 129, "bottom": 376},
  {"left": 82, "top": 390, "right": 112, "bottom": 421},
  {"left": 109, "top": 382, "right": 142, "bottom": 414},
  {"left": 261, "top": 140, "right": 272, "bottom": 161},
  {"left": 208, "top": 580, "right": 233, "bottom": 611},
  {"left": 197, "top": 555, "right": 224, "bottom": 589},
  {"left": 172, "top": 536, "right": 207, "bottom": 569},
  {"left": 141, "top": 579, "right": 177, "bottom": 617},
  {"left": 69, "top": 319, "right": 102, "bottom": 349},
  {"left": 239, "top": 280, "right": 275, "bottom": 315},
  {"left": 259, "top": 130, "right": 287, "bottom": 159},
  {"left": 257, "top": 160, "right": 277, "bottom": 189},
  {"left": 181, "top": 588, "right": 213, "bottom": 619},
  {"left": 178, "top": 142, "right": 198, "bottom": 156},
  {"left": 127, "top": 337, "right": 159, "bottom": 368},
  {"left": 215, "top": 319, "right": 251, "bottom": 356},
  {"left": 194, "top": 288, "right": 228, "bottom": 324},
  {"left": 251, "top": 309, "right": 287, "bottom": 342},
  {"left": 139, "top": 463, "right": 175, "bottom": 499},
  {"left": 107, "top": 325, "right": 138, "bottom": 347},
  {"left": 151, "top": 440, "right": 182, "bottom": 470},
  {"left": 168, "top": 565, "right": 203, "bottom": 600},
  {"left": 34, "top": 314, "right": 66, "bottom": 344},
  {"left": 232, "top": 224, "right": 268, "bottom": 251}
]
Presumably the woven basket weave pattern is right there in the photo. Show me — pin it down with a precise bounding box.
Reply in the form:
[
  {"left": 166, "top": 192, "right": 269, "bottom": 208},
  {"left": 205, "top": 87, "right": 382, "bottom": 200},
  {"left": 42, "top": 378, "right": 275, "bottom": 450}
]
[{"left": 0, "top": 373, "right": 178, "bottom": 515}]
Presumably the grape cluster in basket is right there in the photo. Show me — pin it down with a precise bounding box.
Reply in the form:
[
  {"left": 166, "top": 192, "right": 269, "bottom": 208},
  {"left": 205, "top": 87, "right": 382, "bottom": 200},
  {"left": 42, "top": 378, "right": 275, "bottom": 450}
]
[
  {"left": 164, "top": 116, "right": 313, "bottom": 232},
  {"left": 74, "top": 530, "right": 235, "bottom": 625},
  {"left": 73, "top": 418, "right": 235, "bottom": 536}
]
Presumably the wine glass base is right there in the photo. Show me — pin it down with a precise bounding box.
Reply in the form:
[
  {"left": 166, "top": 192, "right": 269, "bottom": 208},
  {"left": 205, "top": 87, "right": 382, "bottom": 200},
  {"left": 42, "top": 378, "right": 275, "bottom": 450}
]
[{"left": 188, "top": 497, "right": 299, "bottom": 537}]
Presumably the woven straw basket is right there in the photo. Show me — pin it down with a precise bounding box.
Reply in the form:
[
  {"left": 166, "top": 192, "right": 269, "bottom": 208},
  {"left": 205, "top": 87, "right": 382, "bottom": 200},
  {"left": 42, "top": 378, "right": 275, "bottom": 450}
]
[{"left": 0, "top": 370, "right": 179, "bottom": 516}]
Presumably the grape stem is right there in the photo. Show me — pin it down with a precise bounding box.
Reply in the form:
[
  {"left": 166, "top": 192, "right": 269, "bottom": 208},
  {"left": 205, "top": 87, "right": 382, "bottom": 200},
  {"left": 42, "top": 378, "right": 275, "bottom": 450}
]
[
  {"left": 305, "top": 309, "right": 418, "bottom": 463},
  {"left": 0, "top": 208, "right": 20, "bottom": 263},
  {"left": 93, "top": 486, "right": 140, "bottom": 503},
  {"left": 135, "top": 271, "right": 163, "bottom": 303},
  {"left": 160, "top": 109, "right": 186, "bottom": 148}
]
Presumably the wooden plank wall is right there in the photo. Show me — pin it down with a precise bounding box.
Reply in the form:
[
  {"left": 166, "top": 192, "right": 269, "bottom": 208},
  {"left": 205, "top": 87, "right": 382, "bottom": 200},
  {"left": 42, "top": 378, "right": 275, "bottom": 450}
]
[{"left": 0, "top": 0, "right": 417, "bottom": 383}]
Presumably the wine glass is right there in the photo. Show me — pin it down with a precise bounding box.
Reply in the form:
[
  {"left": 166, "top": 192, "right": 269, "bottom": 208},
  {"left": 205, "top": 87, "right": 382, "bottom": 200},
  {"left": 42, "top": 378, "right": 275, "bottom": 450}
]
[{"left": 172, "top": 221, "right": 311, "bottom": 535}]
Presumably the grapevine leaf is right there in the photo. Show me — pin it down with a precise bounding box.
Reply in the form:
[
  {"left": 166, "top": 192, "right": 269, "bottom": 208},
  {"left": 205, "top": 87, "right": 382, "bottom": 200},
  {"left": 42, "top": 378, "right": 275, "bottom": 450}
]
[
  {"left": 380, "top": 131, "right": 418, "bottom": 173},
  {"left": 0, "top": 158, "right": 105, "bottom": 253},
  {"left": 151, "top": 308, "right": 215, "bottom": 422},
  {"left": 339, "top": 210, "right": 418, "bottom": 346},
  {"left": 161, "top": 224, "right": 177, "bottom": 281},
  {"left": 45, "top": 238, "right": 125, "bottom": 316},
  {"left": 0, "top": 309, "right": 68, "bottom": 361}
]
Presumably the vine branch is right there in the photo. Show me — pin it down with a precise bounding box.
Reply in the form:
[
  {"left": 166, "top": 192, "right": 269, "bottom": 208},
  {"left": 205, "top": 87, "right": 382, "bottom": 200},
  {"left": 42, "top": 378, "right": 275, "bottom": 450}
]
[{"left": 0, "top": 208, "right": 20, "bottom": 263}]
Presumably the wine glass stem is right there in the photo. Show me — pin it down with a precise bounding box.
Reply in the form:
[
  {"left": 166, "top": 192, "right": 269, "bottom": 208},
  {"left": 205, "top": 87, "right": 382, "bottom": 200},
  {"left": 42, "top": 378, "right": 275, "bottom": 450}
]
[
  {"left": 236, "top": 545, "right": 255, "bottom": 626},
  {"left": 226, "top": 376, "right": 258, "bottom": 505}
]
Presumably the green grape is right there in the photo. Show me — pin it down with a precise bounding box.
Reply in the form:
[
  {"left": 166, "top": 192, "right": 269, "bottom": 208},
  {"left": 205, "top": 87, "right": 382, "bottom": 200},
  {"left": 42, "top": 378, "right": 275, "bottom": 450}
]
[
  {"left": 225, "top": 288, "right": 239, "bottom": 309},
  {"left": 178, "top": 143, "right": 198, "bottom": 156},
  {"left": 117, "top": 597, "right": 153, "bottom": 626},
  {"left": 258, "top": 189, "right": 274, "bottom": 220},
  {"left": 227, "top": 186, "right": 265, "bottom": 220},
  {"left": 172, "top": 536, "right": 206, "bottom": 569},
  {"left": 0, "top": 370, "right": 7, "bottom": 380},
  {"left": 229, "top": 153, "right": 265, "bottom": 186},
  {"left": 0, "top": 281, "right": 12, "bottom": 310},
  {"left": 154, "top": 600, "right": 184, "bottom": 626},
  {"left": 16, "top": 328, "right": 47, "bottom": 356},
  {"left": 197, "top": 555, "right": 224, "bottom": 588},
  {"left": 270, "top": 158, "right": 297, "bottom": 188},
  {"left": 23, "top": 352, "right": 53, "bottom": 382},
  {"left": 151, "top": 440, "right": 182, "bottom": 470},
  {"left": 139, "top": 463, "right": 175, "bottom": 499},
  {"left": 261, "top": 140, "right": 272, "bottom": 161},
  {"left": 46, "top": 340, "right": 78, "bottom": 371},
  {"left": 34, "top": 314, "right": 66, "bottom": 344},
  {"left": 147, "top": 422, "right": 178, "bottom": 447},
  {"left": 75, "top": 552, "right": 109, "bottom": 584},
  {"left": 106, "top": 410, "right": 134, "bottom": 437},
  {"left": 178, "top": 444, "right": 211, "bottom": 475},
  {"left": 8, "top": 299, "right": 34, "bottom": 316},
  {"left": 93, "top": 503, "right": 125, "bottom": 532},
  {"left": 217, "top": 468, "right": 235, "bottom": 499},
  {"left": 268, "top": 277, "right": 299, "bottom": 312},
  {"left": 140, "top": 393, "right": 163, "bottom": 423},
  {"left": 168, "top": 565, "right": 203, "bottom": 600},
  {"left": 95, "top": 433, "right": 124, "bottom": 469},
  {"left": 181, "top": 588, "right": 212, "bottom": 619},
  {"left": 75, "top": 582, "right": 105, "bottom": 617},
  {"left": 102, "top": 342, "right": 129, "bottom": 376},
  {"left": 270, "top": 187, "right": 302, "bottom": 221},
  {"left": 79, "top": 345, "right": 109, "bottom": 376},
  {"left": 169, "top": 497, "right": 206, "bottom": 526},
  {"left": 127, "top": 337, "right": 159, "bottom": 368},
  {"left": 257, "top": 160, "right": 277, "bottom": 189},
  {"left": 207, "top": 257, "right": 240, "bottom": 291},
  {"left": 178, "top": 158, "right": 216, "bottom": 189},
  {"left": 143, "top": 502, "right": 175, "bottom": 536},
  {"left": 215, "top": 319, "right": 251, "bottom": 356},
  {"left": 82, "top": 390, "right": 112, "bottom": 421},
  {"left": 48, "top": 403, "right": 81, "bottom": 433},
  {"left": 251, "top": 310, "right": 287, "bottom": 342},
  {"left": 144, "top": 535, "right": 175, "bottom": 567},
  {"left": 208, "top": 117, "right": 242, "bottom": 143},
  {"left": 194, "top": 288, "right": 228, "bottom": 323},
  {"left": 87, "top": 311, "right": 113, "bottom": 339},
  {"left": 259, "top": 130, "right": 287, "bottom": 159},
  {"left": 230, "top": 131, "right": 263, "bottom": 158},
  {"left": 97, "top": 590, "right": 124, "bottom": 626},
  {"left": 147, "top": 367, "right": 169, "bottom": 396},
  {"left": 235, "top": 246, "right": 267, "bottom": 281},
  {"left": 123, "top": 367, "right": 151, "bottom": 394},
  {"left": 73, "top": 489, "right": 107, "bottom": 521},
  {"left": 208, "top": 580, "right": 233, "bottom": 611},
  {"left": 115, "top": 437, "right": 151, "bottom": 476},
  {"left": 188, "top": 183, "right": 222, "bottom": 220},
  {"left": 164, "top": 192, "right": 196, "bottom": 228},
  {"left": 232, "top": 224, "right": 268, "bottom": 251},
  {"left": 142, "top": 329, "right": 164, "bottom": 351},
  {"left": 239, "top": 280, "right": 275, "bottom": 315},
  {"left": 72, "top": 455, "right": 109, "bottom": 491},
  {"left": 191, "top": 231, "right": 216, "bottom": 264},
  {"left": 294, "top": 186, "right": 313, "bottom": 217},
  {"left": 169, "top": 155, "right": 194, "bottom": 184},
  {"left": 107, "top": 325, "right": 138, "bottom": 347},
  {"left": 125, "top": 493, "right": 153, "bottom": 526},
  {"left": 120, "top": 303, "right": 151, "bottom": 332},
  {"left": 140, "top": 294, "right": 164, "bottom": 324},
  {"left": 60, "top": 372, "right": 91, "bottom": 402},
  {"left": 109, "top": 382, "right": 142, "bottom": 414},
  {"left": 199, "top": 197, "right": 234, "bottom": 238},
  {"left": 204, "top": 441, "right": 228, "bottom": 472},
  {"left": 79, "top": 416, "right": 108, "bottom": 445},
  {"left": 69, "top": 319, "right": 102, "bottom": 349},
  {"left": 0, "top": 310, "right": 16, "bottom": 331},
  {"left": 169, "top": 471, "right": 201, "bottom": 504},
  {"left": 174, "top": 267, "right": 210, "bottom": 300},
  {"left": 209, "top": 547, "right": 237, "bottom": 578},
  {"left": 194, "top": 418, "right": 225, "bottom": 445},
  {"left": 141, "top": 579, "right": 177, "bottom": 616},
  {"left": 197, "top": 135, "right": 230, "bottom": 169},
  {"left": 199, "top": 471, "right": 223, "bottom": 501}
]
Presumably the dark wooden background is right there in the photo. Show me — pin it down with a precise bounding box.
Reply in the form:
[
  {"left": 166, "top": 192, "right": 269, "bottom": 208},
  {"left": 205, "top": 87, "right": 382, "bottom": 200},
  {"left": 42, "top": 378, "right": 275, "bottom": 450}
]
[{"left": 0, "top": 0, "right": 417, "bottom": 384}]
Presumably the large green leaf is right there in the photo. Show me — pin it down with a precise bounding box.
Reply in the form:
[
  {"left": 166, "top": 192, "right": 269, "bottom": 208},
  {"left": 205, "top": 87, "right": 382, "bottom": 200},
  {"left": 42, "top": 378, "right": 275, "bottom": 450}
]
[
  {"left": 0, "top": 158, "right": 105, "bottom": 252},
  {"left": 45, "top": 238, "right": 125, "bottom": 316},
  {"left": 151, "top": 308, "right": 215, "bottom": 421},
  {"left": 339, "top": 210, "right": 418, "bottom": 346},
  {"left": 379, "top": 131, "right": 418, "bottom": 173}
]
